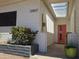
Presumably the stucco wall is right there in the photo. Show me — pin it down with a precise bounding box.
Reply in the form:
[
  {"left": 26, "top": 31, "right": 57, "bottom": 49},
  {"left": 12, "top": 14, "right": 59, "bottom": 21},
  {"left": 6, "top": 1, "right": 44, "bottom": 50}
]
[
  {"left": 75, "top": 0, "right": 79, "bottom": 54},
  {"left": 75, "top": 0, "right": 79, "bottom": 33},
  {"left": 0, "top": 0, "right": 40, "bottom": 32},
  {"left": 69, "top": 4, "right": 75, "bottom": 32},
  {"left": 40, "top": 0, "right": 55, "bottom": 48}
]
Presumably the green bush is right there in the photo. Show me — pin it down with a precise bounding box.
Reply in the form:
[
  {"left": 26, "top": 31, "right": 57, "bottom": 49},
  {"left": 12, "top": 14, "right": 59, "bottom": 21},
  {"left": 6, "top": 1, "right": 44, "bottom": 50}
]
[{"left": 8, "top": 26, "right": 38, "bottom": 45}]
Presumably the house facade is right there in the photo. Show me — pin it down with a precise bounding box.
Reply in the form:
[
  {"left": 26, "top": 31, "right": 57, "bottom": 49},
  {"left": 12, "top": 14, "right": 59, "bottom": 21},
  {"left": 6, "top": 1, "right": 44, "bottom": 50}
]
[{"left": 0, "top": 0, "right": 78, "bottom": 54}]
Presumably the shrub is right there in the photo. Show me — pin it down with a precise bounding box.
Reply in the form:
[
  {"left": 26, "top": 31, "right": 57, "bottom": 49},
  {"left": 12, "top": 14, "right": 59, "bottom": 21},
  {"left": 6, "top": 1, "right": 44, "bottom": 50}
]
[{"left": 9, "top": 26, "right": 38, "bottom": 45}]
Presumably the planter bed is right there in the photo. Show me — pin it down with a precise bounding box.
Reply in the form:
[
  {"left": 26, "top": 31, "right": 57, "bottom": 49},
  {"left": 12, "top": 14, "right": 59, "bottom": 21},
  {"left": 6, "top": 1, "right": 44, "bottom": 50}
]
[{"left": 0, "top": 44, "right": 38, "bottom": 56}]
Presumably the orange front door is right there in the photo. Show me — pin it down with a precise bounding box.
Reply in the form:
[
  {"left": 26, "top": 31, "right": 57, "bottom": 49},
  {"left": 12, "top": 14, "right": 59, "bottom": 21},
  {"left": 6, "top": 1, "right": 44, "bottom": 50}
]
[{"left": 58, "top": 25, "right": 66, "bottom": 44}]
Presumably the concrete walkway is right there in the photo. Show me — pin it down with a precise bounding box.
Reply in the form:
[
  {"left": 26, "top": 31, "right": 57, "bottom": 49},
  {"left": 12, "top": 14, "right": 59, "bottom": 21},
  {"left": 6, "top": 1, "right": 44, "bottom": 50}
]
[
  {"left": 46, "top": 44, "right": 66, "bottom": 58},
  {"left": 30, "top": 44, "right": 79, "bottom": 59},
  {"left": 30, "top": 55, "right": 66, "bottom": 59},
  {"left": 30, "top": 44, "right": 66, "bottom": 59},
  {"left": 0, "top": 53, "right": 29, "bottom": 59}
]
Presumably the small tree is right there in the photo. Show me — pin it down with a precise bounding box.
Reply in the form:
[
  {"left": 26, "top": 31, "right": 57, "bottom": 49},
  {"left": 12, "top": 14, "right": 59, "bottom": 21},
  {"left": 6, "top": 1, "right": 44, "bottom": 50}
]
[{"left": 9, "top": 26, "right": 38, "bottom": 45}]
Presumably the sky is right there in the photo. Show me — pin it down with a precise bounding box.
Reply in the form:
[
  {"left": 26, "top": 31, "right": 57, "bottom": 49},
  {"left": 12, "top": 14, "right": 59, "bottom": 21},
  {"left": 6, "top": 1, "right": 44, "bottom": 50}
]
[{"left": 51, "top": 2, "right": 67, "bottom": 17}]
